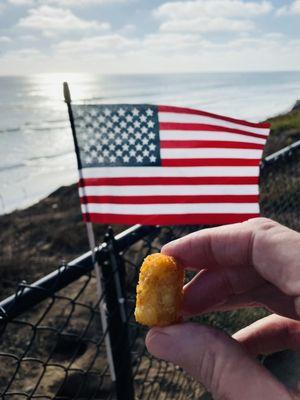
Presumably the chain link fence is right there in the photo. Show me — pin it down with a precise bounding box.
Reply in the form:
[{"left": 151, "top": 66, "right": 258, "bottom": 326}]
[
  {"left": 1, "top": 141, "right": 300, "bottom": 399},
  {"left": 260, "top": 147, "right": 300, "bottom": 231}
]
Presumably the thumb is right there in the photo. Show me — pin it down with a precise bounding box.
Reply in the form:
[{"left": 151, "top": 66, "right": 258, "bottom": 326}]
[{"left": 146, "top": 323, "right": 291, "bottom": 400}]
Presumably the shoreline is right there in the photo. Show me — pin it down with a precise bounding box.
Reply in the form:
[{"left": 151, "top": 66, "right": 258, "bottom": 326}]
[
  {"left": 0, "top": 102, "right": 298, "bottom": 218},
  {"left": 0, "top": 183, "right": 126, "bottom": 298},
  {"left": 2, "top": 72, "right": 300, "bottom": 218},
  {"left": 0, "top": 173, "right": 77, "bottom": 216},
  {"left": 0, "top": 102, "right": 299, "bottom": 298}
]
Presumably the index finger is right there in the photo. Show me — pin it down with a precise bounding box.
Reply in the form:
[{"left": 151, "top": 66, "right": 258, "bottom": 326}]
[
  {"left": 161, "top": 218, "right": 300, "bottom": 298},
  {"left": 162, "top": 221, "right": 253, "bottom": 271}
]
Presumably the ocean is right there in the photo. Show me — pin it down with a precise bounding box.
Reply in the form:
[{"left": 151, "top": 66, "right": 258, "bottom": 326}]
[{"left": 0, "top": 71, "right": 300, "bottom": 215}]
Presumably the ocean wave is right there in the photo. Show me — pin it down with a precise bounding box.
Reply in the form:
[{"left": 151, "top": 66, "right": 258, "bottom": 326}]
[
  {"left": 0, "top": 162, "right": 26, "bottom": 172},
  {"left": 26, "top": 124, "right": 68, "bottom": 132},
  {"left": 0, "top": 127, "right": 21, "bottom": 134},
  {"left": 0, "top": 123, "right": 69, "bottom": 135},
  {"left": 0, "top": 150, "right": 74, "bottom": 172},
  {"left": 27, "top": 150, "right": 75, "bottom": 162},
  {"left": 24, "top": 118, "right": 66, "bottom": 126}
]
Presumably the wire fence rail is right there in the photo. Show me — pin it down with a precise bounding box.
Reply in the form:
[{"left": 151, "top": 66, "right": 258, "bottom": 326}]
[{"left": 1, "top": 140, "right": 300, "bottom": 400}]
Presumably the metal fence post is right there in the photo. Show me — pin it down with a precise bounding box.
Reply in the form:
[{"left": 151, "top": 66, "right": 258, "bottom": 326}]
[{"left": 100, "top": 228, "right": 135, "bottom": 400}]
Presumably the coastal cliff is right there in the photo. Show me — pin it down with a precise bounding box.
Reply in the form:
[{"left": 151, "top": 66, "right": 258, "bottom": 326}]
[
  {"left": 0, "top": 102, "right": 300, "bottom": 298},
  {"left": 1, "top": 102, "right": 300, "bottom": 398}
]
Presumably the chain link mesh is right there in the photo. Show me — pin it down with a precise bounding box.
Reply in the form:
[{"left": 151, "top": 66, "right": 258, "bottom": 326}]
[{"left": 0, "top": 145, "right": 299, "bottom": 399}]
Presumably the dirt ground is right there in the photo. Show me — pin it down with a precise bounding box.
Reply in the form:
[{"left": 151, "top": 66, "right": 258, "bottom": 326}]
[
  {"left": 1, "top": 103, "right": 300, "bottom": 297},
  {"left": 1, "top": 103, "right": 300, "bottom": 399}
]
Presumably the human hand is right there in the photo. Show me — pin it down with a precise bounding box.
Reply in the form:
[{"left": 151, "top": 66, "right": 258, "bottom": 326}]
[{"left": 146, "top": 218, "right": 300, "bottom": 399}]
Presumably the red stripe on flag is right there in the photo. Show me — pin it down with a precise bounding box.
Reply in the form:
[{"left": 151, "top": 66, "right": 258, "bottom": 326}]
[
  {"left": 79, "top": 176, "right": 258, "bottom": 186},
  {"left": 80, "top": 194, "right": 259, "bottom": 204},
  {"left": 82, "top": 213, "right": 260, "bottom": 225},
  {"left": 159, "top": 122, "right": 267, "bottom": 140},
  {"left": 161, "top": 159, "right": 261, "bottom": 167},
  {"left": 158, "top": 105, "right": 270, "bottom": 129},
  {"left": 160, "top": 140, "right": 264, "bottom": 150}
]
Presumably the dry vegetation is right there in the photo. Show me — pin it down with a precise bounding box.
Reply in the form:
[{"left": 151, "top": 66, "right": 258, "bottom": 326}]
[
  {"left": 1, "top": 104, "right": 300, "bottom": 399},
  {"left": 1, "top": 103, "right": 299, "bottom": 296}
]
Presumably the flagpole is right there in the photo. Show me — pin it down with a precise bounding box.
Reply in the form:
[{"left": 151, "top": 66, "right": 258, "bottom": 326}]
[{"left": 63, "top": 82, "right": 116, "bottom": 381}]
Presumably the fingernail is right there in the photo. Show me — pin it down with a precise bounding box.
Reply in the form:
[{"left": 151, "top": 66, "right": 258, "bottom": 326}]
[{"left": 146, "top": 327, "right": 171, "bottom": 358}]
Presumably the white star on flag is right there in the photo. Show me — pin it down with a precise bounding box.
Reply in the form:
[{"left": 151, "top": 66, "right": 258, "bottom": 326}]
[{"left": 72, "top": 103, "right": 270, "bottom": 226}]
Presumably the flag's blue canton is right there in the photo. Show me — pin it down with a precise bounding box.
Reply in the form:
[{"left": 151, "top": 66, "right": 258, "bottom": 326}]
[{"left": 73, "top": 104, "right": 161, "bottom": 168}]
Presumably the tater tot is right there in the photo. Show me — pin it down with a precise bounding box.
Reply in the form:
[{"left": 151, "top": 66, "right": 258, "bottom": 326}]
[{"left": 135, "top": 253, "right": 184, "bottom": 327}]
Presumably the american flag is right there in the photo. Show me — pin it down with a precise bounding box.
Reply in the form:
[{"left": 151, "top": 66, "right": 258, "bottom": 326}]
[{"left": 72, "top": 104, "right": 270, "bottom": 225}]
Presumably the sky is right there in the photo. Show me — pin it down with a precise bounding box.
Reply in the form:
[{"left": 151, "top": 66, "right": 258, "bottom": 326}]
[{"left": 0, "top": 0, "right": 300, "bottom": 75}]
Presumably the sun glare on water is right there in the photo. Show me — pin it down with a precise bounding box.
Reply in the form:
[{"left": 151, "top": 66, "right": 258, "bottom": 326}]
[{"left": 31, "top": 73, "right": 101, "bottom": 103}]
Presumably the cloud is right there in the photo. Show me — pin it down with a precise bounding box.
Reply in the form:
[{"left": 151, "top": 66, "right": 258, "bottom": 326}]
[
  {"left": 0, "top": 36, "right": 12, "bottom": 43},
  {"left": 55, "top": 33, "right": 138, "bottom": 54},
  {"left": 8, "top": 0, "right": 33, "bottom": 4},
  {"left": 19, "top": 34, "right": 39, "bottom": 41},
  {"left": 155, "top": 0, "right": 272, "bottom": 19},
  {"left": 1, "top": 47, "right": 44, "bottom": 59},
  {"left": 119, "top": 24, "right": 136, "bottom": 35},
  {"left": 159, "top": 17, "right": 255, "bottom": 33},
  {"left": 1, "top": 30, "right": 299, "bottom": 75},
  {"left": 54, "top": 31, "right": 206, "bottom": 56},
  {"left": 143, "top": 32, "right": 206, "bottom": 51},
  {"left": 0, "top": 48, "right": 49, "bottom": 75},
  {"left": 1, "top": 0, "right": 299, "bottom": 75},
  {"left": 8, "top": 0, "right": 129, "bottom": 6},
  {"left": 51, "top": 0, "right": 129, "bottom": 4},
  {"left": 277, "top": 1, "right": 300, "bottom": 16},
  {"left": 18, "top": 5, "right": 110, "bottom": 36},
  {"left": 154, "top": 0, "right": 272, "bottom": 33},
  {"left": 53, "top": 28, "right": 289, "bottom": 63}
]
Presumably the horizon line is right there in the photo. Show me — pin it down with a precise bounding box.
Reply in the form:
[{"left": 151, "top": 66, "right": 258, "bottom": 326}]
[{"left": 0, "top": 69, "right": 300, "bottom": 78}]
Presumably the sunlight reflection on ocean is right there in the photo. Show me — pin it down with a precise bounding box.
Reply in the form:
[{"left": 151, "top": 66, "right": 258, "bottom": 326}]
[{"left": 0, "top": 71, "right": 300, "bottom": 214}]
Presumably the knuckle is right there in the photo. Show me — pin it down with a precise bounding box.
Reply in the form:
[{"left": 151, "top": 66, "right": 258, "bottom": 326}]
[
  {"left": 249, "top": 218, "right": 300, "bottom": 296},
  {"left": 246, "top": 217, "right": 278, "bottom": 231}
]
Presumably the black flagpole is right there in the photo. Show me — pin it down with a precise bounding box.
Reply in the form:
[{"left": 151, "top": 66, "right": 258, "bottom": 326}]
[
  {"left": 63, "top": 82, "right": 116, "bottom": 382},
  {"left": 63, "top": 82, "right": 82, "bottom": 170}
]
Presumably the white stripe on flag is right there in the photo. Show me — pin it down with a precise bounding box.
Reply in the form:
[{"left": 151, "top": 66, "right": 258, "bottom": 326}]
[
  {"left": 160, "top": 148, "right": 263, "bottom": 159},
  {"left": 160, "top": 130, "right": 267, "bottom": 144},
  {"left": 79, "top": 185, "right": 259, "bottom": 197},
  {"left": 82, "top": 202, "right": 260, "bottom": 215},
  {"left": 81, "top": 166, "right": 260, "bottom": 178},
  {"left": 158, "top": 112, "right": 269, "bottom": 135}
]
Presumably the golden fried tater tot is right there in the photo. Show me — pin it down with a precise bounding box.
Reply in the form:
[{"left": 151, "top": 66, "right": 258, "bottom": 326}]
[{"left": 135, "top": 253, "right": 184, "bottom": 327}]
